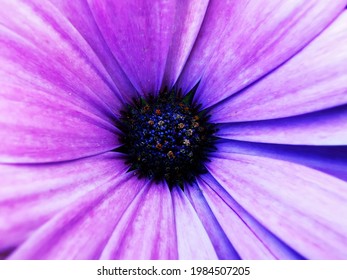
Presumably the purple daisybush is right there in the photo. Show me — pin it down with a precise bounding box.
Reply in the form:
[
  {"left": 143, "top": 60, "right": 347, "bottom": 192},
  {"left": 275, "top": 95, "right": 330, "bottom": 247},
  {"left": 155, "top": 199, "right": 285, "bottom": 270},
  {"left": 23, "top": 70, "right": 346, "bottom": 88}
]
[{"left": 0, "top": 0, "right": 347, "bottom": 260}]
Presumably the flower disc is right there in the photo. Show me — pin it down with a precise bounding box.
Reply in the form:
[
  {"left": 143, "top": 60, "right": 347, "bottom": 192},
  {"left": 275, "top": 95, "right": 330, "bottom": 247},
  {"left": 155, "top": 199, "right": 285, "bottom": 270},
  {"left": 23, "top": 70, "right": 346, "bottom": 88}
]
[{"left": 117, "top": 88, "right": 217, "bottom": 189}]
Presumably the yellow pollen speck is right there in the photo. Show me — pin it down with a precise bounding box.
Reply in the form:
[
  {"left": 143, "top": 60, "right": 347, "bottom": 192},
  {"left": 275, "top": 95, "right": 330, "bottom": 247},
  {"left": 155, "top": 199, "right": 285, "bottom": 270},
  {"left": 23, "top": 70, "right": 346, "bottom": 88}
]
[
  {"left": 167, "top": 151, "right": 175, "bottom": 159},
  {"left": 192, "top": 122, "right": 199, "bottom": 128},
  {"left": 156, "top": 143, "right": 163, "bottom": 150},
  {"left": 178, "top": 123, "right": 185, "bottom": 129}
]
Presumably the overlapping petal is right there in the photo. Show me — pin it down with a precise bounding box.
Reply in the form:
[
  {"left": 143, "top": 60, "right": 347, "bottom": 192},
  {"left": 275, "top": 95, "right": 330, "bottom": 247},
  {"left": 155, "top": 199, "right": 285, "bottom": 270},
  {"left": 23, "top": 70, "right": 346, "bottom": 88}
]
[
  {"left": 172, "top": 188, "right": 218, "bottom": 259},
  {"left": 0, "top": 0, "right": 135, "bottom": 162},
  {"left": 207, "top": 153, "right": 347, "bottom": 259},
  {"left": 179, "top": 0, "right": 346, "bottom": 109},
  {"left": 89, "top": 0, "right": 209, "bottom": 96},
  {"left": 48, "top": 0, "right": 137, "bottom": 102},
  {"left": 197, "top": 174, "right": 303, "bottom": 259},
  {"left": 0, "top": 85, "right": 119, "bottom": 163},
  {"left": 162, "top": 0, "right": 209, "bottom": 89},
  {"left": 215, "top": 140, "right": 347, "bottom": 183},
  {"left": 100, "top": 182, "right": 177, "bottom": 260},
  {"left": 217, "top": 105, "right": 347, "bottom": 145},
  {"left": 211, "top": 11, "right": 347, "bottom": 122},
  {"left": 9, "top": 170, "right": 144, "bottom": 259},
  {"left": 0, "top": 153, "right": 126, "bottom": 251},
  {"left": 185, "top": 183, "right": 240, "bottom": 259},
  {"left": 0, "top": 0, "right": 126, "bottom": 118}
]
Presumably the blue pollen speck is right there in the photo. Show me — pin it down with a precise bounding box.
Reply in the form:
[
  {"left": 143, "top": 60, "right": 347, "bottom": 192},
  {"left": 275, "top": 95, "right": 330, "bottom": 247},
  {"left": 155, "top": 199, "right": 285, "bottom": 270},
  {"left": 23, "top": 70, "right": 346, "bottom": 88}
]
[{"left": 116, "top": 87, "right": 217, "bottom": 190}]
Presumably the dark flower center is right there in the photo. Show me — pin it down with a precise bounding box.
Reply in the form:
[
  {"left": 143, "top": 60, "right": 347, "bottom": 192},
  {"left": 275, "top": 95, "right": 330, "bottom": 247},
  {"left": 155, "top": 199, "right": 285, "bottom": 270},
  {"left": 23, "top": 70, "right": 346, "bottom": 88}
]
[{"left": 116, "top": 87, "right": 216, "bottom": 189}]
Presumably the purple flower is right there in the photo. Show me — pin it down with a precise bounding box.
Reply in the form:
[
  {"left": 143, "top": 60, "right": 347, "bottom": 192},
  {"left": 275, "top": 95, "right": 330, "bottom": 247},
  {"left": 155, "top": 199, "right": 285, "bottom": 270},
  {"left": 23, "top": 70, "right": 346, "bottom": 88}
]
[{"left": 1, "top": 0, "right": 347, "bottom": 260}]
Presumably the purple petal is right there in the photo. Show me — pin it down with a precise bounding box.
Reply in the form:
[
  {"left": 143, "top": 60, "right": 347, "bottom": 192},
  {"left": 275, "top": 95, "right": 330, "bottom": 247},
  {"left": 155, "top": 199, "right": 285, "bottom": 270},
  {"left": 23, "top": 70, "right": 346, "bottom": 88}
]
[
  {"left": 89, "top": 0, "right": 179, "bottom": 95},
  {"left": 0, "top": 0, "right": 126, "bottom": 117},
  {"left": 179, "top": 0, "right": 346, "bottom": 109},
  {"left": 172, "top": 187, "right": 218, "bottom": 259},
  {"left": 215, "top": 140, "right": 347, "bottom": 182},
  {"left": 0, "top": 0, "right": 133, "bottom": 163},
  {"left": 211, "top": 11, "right": 347, "bottom": 122},
  {"left": 101, "top": 182, "right": 177, "bottom": 260},
  {"left": 0, "top": 153, "right": 126, "bottom": 252},
  {"left": 207, "top": 153, "right": 347, "bottom": 259},
  {"left": 8, "top": 171, "right": 146, "bottom": 260},
  {"left": 197, "top": 174, "right": 303, "bottom": 259},
  {"left": 48, "top": 0, "right": 137, "bottom": 102},
  {"left": 162, "top": 0, "right": 209, "bottom": 89},
  {"left": 185, "top": 182, "right": 240, "bottom": 259},
  {"left": 217, "top": 105, "right": 347, "bottom": 145},
  {"left": 0, "top": 85, "right": 119, "bottom": 163}
]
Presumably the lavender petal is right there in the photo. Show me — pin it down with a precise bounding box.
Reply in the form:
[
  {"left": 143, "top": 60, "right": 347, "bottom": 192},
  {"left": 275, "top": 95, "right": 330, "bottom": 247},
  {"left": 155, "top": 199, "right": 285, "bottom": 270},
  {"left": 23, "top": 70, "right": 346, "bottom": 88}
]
[
  {"left": 185, "top": 182, "right": 240, "bottom": 259},
  {"left": 0, "top": 153, "right": 127, "bottom": 253},
  {"left": 215, "top": 140, "right": 347, "bottom": 183},
  {"left": 207, "top": 153, "right": 347, "bottom": 259},
  {"left": 8, "top": 171, "right": 146, "bottom": 260},
  {"left": 48, "top": 0, "right": 138, "bottom": 103},
  {"left": 211, "top": 11, "right": 347, "bottom": 122},
  {"left": 162, "top": 0, "right": 209, "bottom": 89},
  {"left": 198, "top": 174, "right": 303, "bottom": 259},
  {"left": 0, "top": 0, "right": 126, "bottom": 117},
  {"left": 172, "top": 187, "right": 218, "bottom": 259},
  {"left": 89, "top": 0, "right": 188, "bottom": 95},
  {"left": 101, "top": 182, "right": 178, "bottom": 260},
  {"left": 178, "top": 0, "right": 346, "bottom": 109},
  {"left": 0, "top": 85, "right": 119, "bottom": 163},
  {"left": 217, "top": 105, "right": 347, "bottom": 145}
]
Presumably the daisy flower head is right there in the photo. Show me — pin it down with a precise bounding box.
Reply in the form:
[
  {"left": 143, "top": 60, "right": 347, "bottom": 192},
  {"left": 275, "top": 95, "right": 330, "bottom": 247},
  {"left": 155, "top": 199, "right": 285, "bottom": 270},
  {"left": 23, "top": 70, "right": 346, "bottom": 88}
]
[{"left": 1, "top": 0, "right": 347, "bottom": 260}]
